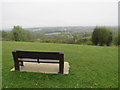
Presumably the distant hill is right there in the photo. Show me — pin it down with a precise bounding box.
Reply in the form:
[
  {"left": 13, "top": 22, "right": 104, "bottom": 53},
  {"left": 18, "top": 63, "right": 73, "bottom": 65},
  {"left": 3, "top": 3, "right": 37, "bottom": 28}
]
[
  {"left": 25, "top": 26, "right": 95, "bottom": 32},
  {"left": 25, "top": 26, "right": 118, "bottom": 32},
  {"left": 2, "top": 26, "right": 118, "bottom": 32}
]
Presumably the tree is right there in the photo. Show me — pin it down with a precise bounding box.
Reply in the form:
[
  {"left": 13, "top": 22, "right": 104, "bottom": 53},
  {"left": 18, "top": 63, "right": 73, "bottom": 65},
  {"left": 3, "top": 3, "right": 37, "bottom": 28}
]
[
  {"left": 92, "top": 26, "right": 113, "bottom": 46},
  {"left": 92, "top": 27, "right": 99, "bottom": 45},
  {"left": 11, "top": 26, "right": 29, "bottom": 41},
  {"left": 118, "top": 31, "right": 120, "bottom": 45},
  {"left": 114, "top": 31, "right": 120, "bottom": 45},
  {"left": 2, "top": 31, "right": 8, "bottom": 40},
  {"left": 106, "top": 31, "right": 112, "bottom": 46}
]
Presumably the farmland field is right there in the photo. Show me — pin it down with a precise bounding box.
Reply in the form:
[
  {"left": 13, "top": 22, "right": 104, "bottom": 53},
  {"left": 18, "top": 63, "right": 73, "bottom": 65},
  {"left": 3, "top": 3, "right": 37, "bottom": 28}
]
[
  {"left": 45, "top": 32, "right": 61, "bottom": 35},
  {"left": 2, "top": 41, "right": 118, "bottom": 88}
]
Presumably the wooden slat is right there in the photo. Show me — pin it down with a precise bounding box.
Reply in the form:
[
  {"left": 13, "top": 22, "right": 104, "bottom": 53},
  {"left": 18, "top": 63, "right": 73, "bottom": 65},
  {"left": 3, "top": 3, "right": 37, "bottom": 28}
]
[
  {"left": 18, "top": 58, "right": 59, "bottom": 63},
  {"left": 16, "top": 50, "right": 62, "bottom": 60},
  {"left": 18, "top": 58, "right": 37, "bottom": 62}
]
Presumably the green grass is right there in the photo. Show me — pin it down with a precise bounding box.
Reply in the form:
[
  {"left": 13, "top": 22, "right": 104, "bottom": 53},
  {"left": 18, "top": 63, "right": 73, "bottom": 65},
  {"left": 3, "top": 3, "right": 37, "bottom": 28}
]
[
  {"left": 2, "top": 41, "right": 118, "bottom": 88},
  {"left": 45, "top": 32, "right": 61, "bottom": 35}
]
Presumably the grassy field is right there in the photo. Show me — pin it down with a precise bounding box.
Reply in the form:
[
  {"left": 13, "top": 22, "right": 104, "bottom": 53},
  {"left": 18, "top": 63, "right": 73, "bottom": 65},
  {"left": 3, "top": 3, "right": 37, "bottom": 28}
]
[
  {"left": 45, "top": 32, "right": 61, "bottom": 35},
  {"left": 2, "top": 41, "right": 118, "bottom": 88}
]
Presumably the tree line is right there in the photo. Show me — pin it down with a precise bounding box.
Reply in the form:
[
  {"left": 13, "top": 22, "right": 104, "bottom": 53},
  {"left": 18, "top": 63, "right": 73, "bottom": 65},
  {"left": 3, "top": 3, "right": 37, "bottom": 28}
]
[
  {"left": 1, "top": 26, "right": 35, "bottom": 41},
  {"left": 1, "top": 26, "right": 120, "bottom": 46},
  {"left": 92, "top": 26, "right": 120, "bottom": 46}
]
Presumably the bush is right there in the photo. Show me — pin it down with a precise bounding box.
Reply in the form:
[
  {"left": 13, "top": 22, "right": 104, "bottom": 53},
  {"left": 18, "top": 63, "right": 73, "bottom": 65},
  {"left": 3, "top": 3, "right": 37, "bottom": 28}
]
[
  {"left": 11, "top": 26, "right": 30, "bottom": 41},
  {"left": 114, "top": 31, "right": 120, "bottom": 45},
  {"left": 92, "top": 26, "right": 113, "bottom": 46},
  {"left": 76, "top": 37, "right": 92, "bottom": 45}
]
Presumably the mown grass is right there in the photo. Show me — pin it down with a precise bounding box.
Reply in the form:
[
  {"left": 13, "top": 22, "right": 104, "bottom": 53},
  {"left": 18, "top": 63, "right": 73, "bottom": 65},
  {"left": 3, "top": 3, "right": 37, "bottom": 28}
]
[{"left": 2, "top": 41, "right": 118, "bottom": 88}]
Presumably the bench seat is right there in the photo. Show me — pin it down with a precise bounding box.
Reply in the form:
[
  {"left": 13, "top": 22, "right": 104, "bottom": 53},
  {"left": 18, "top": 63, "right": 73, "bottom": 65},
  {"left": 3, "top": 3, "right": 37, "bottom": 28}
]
[{"left": 18, "top": 58, "right": 59, "bottom": 63}]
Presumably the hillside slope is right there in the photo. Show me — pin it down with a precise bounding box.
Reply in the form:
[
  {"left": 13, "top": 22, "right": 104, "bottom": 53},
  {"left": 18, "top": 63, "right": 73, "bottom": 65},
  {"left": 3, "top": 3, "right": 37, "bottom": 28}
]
[{"left": 2, "top": 41, "right": 118, "bottom": 88}]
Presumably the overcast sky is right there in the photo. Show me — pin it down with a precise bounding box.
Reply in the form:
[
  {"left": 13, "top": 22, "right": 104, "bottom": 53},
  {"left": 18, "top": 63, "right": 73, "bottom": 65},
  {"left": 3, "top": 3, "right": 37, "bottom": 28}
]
[{"left": 1, "top": 0, "right": 118, "bottom": 29}]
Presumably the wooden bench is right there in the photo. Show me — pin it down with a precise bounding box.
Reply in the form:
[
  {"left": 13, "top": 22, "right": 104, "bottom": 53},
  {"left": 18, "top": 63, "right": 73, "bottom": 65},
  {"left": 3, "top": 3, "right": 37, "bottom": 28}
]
[{"left": 12, "top": 50, "right": 64, "bottom": 74}]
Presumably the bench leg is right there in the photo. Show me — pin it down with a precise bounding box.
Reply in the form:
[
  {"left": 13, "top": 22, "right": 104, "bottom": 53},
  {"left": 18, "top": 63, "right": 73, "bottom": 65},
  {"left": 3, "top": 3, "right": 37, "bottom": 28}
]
[
  {"left": 20, "top": 61, "right": 24, "bottom": 66},
  {"left": 14, "top": 61, "right": 20, "bottom": 71},
  {"left": 59, "top": 61, "right": 64, "bottom": 74}
]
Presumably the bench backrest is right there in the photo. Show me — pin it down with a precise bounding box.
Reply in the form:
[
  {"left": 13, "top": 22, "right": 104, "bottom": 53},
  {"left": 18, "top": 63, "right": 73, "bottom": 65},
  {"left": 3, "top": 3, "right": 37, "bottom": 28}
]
[{"left": 12, "top": 50, "right": 64, "bottom": 60}]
